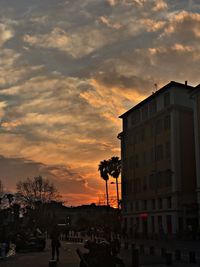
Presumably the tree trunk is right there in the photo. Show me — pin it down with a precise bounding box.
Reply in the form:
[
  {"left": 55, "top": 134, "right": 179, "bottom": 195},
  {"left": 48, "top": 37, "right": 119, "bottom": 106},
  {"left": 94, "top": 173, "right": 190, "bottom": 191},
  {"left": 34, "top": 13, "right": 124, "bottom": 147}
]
[
  {"left": 105, "top": 180, "right": 109, "bottom": 206},
  {"left": 116, "top": 177, "right": 119, "bottom": 209}
]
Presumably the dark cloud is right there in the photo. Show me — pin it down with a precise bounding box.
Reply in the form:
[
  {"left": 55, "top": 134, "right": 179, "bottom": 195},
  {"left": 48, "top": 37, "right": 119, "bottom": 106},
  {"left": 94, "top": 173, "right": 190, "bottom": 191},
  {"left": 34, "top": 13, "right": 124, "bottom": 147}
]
[
  {"left": 0, "top": 155, "right": 98, "bottom": 205},
  {"left": 94, "top": 68, "right": 153, "bottom": 94},
  {"left": 0, "top": 155, "right": 52, "bottom": 190}
]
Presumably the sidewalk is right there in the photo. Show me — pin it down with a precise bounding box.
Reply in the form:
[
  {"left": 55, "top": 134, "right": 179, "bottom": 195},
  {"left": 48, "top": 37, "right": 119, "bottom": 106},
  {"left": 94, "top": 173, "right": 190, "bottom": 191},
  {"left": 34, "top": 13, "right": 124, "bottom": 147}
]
[
  {"left": 122, "top": 238, "right": 200, "bottom": 253},
  {"left": 119, "top": 241, "right": 200, "bottom": 267},
  {"left": 120, "top": 249, "right": 200, "bottom": 267},
  {"left": 0, "top": 244, "right": 16, "bottom": 261}
]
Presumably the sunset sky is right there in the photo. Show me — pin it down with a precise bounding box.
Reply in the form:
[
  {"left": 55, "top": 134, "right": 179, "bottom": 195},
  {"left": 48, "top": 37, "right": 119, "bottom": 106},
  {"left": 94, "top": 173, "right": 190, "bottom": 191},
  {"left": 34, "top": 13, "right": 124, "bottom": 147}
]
[{"left": 0, "top": 0, "right": 200, "bottom": 206}]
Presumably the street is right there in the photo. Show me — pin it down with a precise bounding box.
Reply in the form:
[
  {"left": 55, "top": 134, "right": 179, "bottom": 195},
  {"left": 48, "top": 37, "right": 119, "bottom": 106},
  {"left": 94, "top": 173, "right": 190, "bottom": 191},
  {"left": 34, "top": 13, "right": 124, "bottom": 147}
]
[
  {"left": 2, "top": 238, "right": 200, "bottom": 267},
  {"left": 0, "top": 241, "right": 82, "bottom": 267}
]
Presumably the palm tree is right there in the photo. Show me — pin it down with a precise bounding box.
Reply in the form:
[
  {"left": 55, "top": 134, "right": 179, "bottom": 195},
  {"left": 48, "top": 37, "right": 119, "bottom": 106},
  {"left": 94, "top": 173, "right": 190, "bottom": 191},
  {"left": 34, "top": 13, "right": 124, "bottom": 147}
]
[
  {"left": 108, "top": 157, "right": 121, "bottom": 209},
  {"left": 98, "top": 160, "right": 110, "bottom": 206}
]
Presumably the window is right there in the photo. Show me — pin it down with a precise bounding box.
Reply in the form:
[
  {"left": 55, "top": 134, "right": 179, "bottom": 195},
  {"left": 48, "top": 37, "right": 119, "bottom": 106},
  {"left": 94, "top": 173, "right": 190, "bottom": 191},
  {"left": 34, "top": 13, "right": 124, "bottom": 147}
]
[
  {"left": 167, "top": 197, "right": 172, "bottom": 209},
  {"left": 158, "top": 215, "right": 162, "bottom": 228},
  {"left": 164, "top": 115, "right": 171, "bottom": 130},
  {"left": 123, "top": 118, "right": 128, "bottom": 130},
  {"left": 156, "top": 144, "right": 163, "bottom": 161},
  {"left": 131, "top": 110, "right": 141, "bottom": 125},
  {"left": 141, "top": 128, "right": 145, "bottom": 141},
  {"left": 142, "top": 105, "right": 148, "bottom": 120},
  {"left": 152, "top": 199, "right": 156, "bottom": 210},
  {"left": 142, "top": 151, "right": 146, "bottom": 166},
  {"left": 130, "top": 156, "right": 134, "bottom": 169},
  {"left": 136, "top": 217, "right": 139, "bottom": 228},
  {"left": 165, "top": 169, "right": 172, "bottom": 187},
  {"left": 149, "top": 174, "right": 157, "bottom": 190},
  {"left": 151, "top": 216, "right": 155, "bottom": 232},
  {"left": 130, "top": 202, "right": 133, "bottom": 212},
  {"left": 166, "top": 215, "right": 172, "bottom": 234},
  {"left": 149, "top": 100, "right": 157, "bottom": 116},
  {"left": 164, "top": 92, "right": 170, "bottom": 107},
  {"left": 157, "top": 172, "right": 163, "bottom": 188},
  {"left": 122, "top": 181, "right": 127, "bottom": 196},
  {"left": 124, "top": 217, "right": 127, "bottom": 230},
  {"left": 143, "top": 176, "right": 147, "bottom": 191},
  {"left": 150, "top": 123, "right": 155, "bottom": 137},
  {"left": 151, "top": 147, "right": 155, "bottom": 163},
  {"left": 135, "top": 200, "right": 139, "bottom": 211},
  {"left": 135, "top": 154, "right": 139, "bottom": 168},
  {"left": 165, "top": 141, "right": 171, "bottom": 159},
  {"left": 156, "top": 119, "right": 163, "bottom": 135},
  {"left": 143, "top": 200, "right": 147, "bottom": 210},
  {"left": 124, "top": 203, "right": 127, "bottom": 212},
  {"left": 158, "top": 198, "right": 163, "bottom": 209},
  {"left": 130, "top": 217, "right": 134, "bottom": 225},
  {"left": 130, "top": 133, "right": 135, "bottom": 145},
  {"left": 132, "top": 179, "right": 135, "bottom": 193},
  {"left": 135, "top": 179, "right": 141, "bottom": 192}
]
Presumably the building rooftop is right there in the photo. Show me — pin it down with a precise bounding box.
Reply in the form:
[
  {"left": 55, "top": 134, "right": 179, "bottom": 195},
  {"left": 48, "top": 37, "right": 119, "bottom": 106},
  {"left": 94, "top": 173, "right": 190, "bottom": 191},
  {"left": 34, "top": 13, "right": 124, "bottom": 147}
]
[
  {"left": 190, "top": 84, "right": 200, "bottom": 97},
  {"left": 119, "top": 81, "right": 195, "bottom": 118}
]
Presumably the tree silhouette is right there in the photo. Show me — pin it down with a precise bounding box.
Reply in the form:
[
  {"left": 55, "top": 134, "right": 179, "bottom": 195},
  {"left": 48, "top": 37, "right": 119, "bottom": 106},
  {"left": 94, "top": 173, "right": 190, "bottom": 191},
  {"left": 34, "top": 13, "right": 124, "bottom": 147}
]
[
  {"left": 17, "top": 176, "right": 60, "bottom": 207},
  {"left": 108, "top": 157, "right": 121, "bottom": 209},
  {"left": 98, "top": 160, "right": 110, "bottom": 206}
]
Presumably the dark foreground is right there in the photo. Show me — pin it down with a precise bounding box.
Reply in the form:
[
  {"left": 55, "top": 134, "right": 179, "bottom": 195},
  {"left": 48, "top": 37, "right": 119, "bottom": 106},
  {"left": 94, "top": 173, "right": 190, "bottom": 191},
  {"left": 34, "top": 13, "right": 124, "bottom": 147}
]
[
  {"left": 1, "top": 239, "right": 200, "bottom": 267},
  {"left": 0, "top": 241, "right": 80, "bottom": 267}
]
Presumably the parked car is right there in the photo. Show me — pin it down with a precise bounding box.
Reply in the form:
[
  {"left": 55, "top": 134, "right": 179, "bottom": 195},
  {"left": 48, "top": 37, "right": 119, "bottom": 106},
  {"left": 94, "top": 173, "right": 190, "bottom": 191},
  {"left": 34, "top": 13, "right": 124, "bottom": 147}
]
[{"left": 15, "top": 231, "right": 46, "bottom": 252}]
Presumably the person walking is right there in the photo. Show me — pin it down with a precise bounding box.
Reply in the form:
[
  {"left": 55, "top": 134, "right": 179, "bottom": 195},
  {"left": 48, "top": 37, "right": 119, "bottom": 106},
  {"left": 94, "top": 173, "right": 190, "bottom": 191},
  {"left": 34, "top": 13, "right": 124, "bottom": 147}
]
[{"left": 50, "top": 224, "right": 61, "bottom": 261}]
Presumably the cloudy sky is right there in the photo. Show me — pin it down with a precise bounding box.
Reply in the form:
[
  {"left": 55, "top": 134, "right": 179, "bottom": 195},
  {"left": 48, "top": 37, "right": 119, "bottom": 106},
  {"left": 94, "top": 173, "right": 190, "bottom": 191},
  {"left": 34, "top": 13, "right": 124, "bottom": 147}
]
[{"left": 0, "top": 0, "right": 200, "bottom": 206}]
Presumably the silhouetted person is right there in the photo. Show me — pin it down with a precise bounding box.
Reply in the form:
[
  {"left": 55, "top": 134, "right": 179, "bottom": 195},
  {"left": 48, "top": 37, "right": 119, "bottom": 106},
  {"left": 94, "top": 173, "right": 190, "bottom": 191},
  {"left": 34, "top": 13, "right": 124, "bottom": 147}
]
[{"left": 50, "top": 225, "right": 60, "bottom": 261}]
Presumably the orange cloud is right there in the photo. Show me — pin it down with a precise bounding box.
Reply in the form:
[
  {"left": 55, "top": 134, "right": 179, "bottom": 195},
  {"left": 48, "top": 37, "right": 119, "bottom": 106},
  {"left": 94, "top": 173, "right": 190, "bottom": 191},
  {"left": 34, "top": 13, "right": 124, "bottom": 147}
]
[
  {"left": 163, "top": 11, "right": 200, "bottom": 38},
  {"left": 142, "top": 19, "right": 166, "bottom": 32}
]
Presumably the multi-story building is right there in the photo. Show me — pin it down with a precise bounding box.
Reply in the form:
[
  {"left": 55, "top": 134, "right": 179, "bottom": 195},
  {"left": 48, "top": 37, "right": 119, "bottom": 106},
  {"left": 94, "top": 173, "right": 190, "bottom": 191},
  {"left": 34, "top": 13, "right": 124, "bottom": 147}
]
[
  {"left": 119, "top": 81, "right": 197, "bottom": 238},
  {"left": 191, "top": 86, "right": 200, "bottom": 226}
]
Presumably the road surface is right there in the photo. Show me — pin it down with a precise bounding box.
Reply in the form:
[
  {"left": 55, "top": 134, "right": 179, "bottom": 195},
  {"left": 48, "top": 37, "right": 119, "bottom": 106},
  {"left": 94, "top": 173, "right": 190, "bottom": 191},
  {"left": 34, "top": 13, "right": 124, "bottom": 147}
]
[{"left": 1, "top": 241, "right": 81, "bottom": 267}]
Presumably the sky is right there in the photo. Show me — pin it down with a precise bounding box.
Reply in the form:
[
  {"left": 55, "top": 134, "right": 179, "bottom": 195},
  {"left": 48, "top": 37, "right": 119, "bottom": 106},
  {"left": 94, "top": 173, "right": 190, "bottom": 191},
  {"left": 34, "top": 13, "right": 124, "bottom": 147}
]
[{"left": 0, "top": 0, "right": 200, "bottom": 206}]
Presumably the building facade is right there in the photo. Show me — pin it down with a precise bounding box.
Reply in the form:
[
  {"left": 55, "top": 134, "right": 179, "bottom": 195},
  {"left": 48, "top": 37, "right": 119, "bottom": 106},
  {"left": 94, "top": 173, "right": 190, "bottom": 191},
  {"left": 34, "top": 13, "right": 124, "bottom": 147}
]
[
  {"left": 191, "top": 86, "right": 200, "bottom": 226},
  {"left": 119, "top": 81, "right": 197, "bottom": 238}
]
